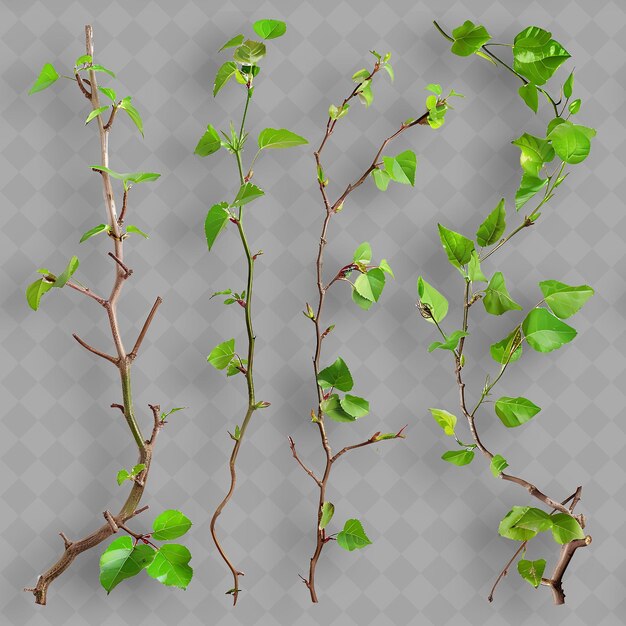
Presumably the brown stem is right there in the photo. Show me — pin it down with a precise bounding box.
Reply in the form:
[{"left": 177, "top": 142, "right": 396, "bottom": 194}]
[
  {"left": 118, "top": 188, "right": 128, "bottom": 224},
  {"left": 129, "top": 297, "right": 163, "bottom": 360},
  {"left": 108, "top": 251, "right": 132, "bottom": 278},
  {"left": 72, "top": 333, "right": 118, "bottom": 364}
]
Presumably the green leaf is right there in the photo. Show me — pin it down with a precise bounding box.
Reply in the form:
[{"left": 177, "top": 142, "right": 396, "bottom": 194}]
[
  {"left": 226, "top": 358, "right": 246, "bottom": 376},
  {"left": 490, "top": 329, "right": 523, "bottom": 364},
  {"left": 569, "top": 99, "right": 581, "bottom": 115},
  {"left": 126, "top": 225, "right": 148, "bottom": 239},
  {"left": 25, "top": 278, "right": 53, "bottom": 311},
  {"left": 522, "top": 308, "right": 577, "bottom": 352},
  {"left": 152, "top": 509, "right": 192, "bottom": 540},
  {"left": 214, "top": 61, "right": 238, "bottom": 96},
  {"left": 233, "top": 40, "right": 266, "bottom": 65},
  {"left": 208, "top": 338, "right": 235, "bottom": 370},
  {"left": 495, "top": 396, "right": 541, "bottom": 428},
  {"left": 160, "top": 407, "right": 185, "bottom": 421},
  {"left": 353, "top": 242, "right": 372, "bottom": 265},
  {"left": 551, "top": 513, "right": 585, "bottom": 544},
  {"left": 548, "top": 120, "right": 596, "bottom": 164},
  {"left": 514, "top": 507, "right": 553, "bottom": 533},
  {"left": 563, "top": 71, "right": 574, "bottom": 99},
  {"left": 417, "top": 276, "right": 448, "bottom": 324},
  {"left": 438, "top": 224, "right": 474, "bottom": 268},
  {"left": 468, "top": 251, "right": 487, "bottom": 283},
  {"left": 383, "top": 63, "right": 394, "bottom": 82},
  {"left": 219, "top": 34, "right": 244, "bottom": 52},
  {"left": 512, "top": 133, "right": 555, "bottom": 177},
  {"left": 353, "top": 268, "right": 385, "bottom": 306},
  {"left": 29, "top": 63, "right": 59, "bottom": 94},
  {"left": 320, "top": 394, "right": 355, "bottom": 423},
  {"left": 54, "top": 256, "right": 79, "bottom": 288},
  {"left": 75, "top": 54, "right": 92, "bottom": 67},
  {"left": 490, "top": 454, "right": 509, "bottom": 477},
  {"left": 356, "top": 82, "right": 373, "bottom": 107},
  {"left": 483, "top": 272, "right": 522, "bottom": 315},
  {"left": 352, "top": 68, "right": 370, "bottom": 82},
  {"left": 80, "top": 224, "right": 110, "bottom": 243},
  {"left": 476, "top": 199, "right": 506, "bottom": 247},
  {"left": 450, "top": 21, "right": 491, "bottom": 56},
  {"left": 116, "top": 469, "right": 130, "bottom": 486},
  {"left": 90, "top": 166, "right": 160, "bottom": 189},
  {"left": 205, "top": 202, "right": 230, "bottom": 250},
  {"left": 85, "top": 106, "right": 109, "bottom": 125},
  {"left": 518, "top": 558, "right": 546, "bottom": 588},
  {"left": 317, "top": 357, "right": 353, "bottom": 392},
  {"left": 539, "top": 280, "right": 594, "bottom": 319},
  {"left": 513, "top": 27, "right": 570, "bottom": 86},
  {"left": 194, "top": 124, "right": 222, "bottom": 156},
  {"left": 233, "top": 182, "right": 264, "bottom": 206},
  {"left": 99, "top": 536, "right": 155, "bottom": 593},
  {"left": 118, "top": 97, "right": 143, "bottom": 136},
  {"left": 319, "top": 502, "right": 334, "bottom": 530},
  {"left": 336, "top": 519, "right": 372, "bottom": 551},
  {"left": 339, "top": 394, "right": 369, "bottom": 418},
  {"left": 89, "top": 64, "right": 116, "bottom": 78},
  {"left": 426, "top": 83, "right": 442, "bottom": 95},
  {"left": 515, "top": 173, "right": 548, "bottom": 210},
  {"left": 146, "top": 544, "right": 193, "bottom": 589},
  {"left": 99, "top": 86, "right": 117, "bottom": 102},
  {"left": 499, "top": 506, "right": 540, "bottom": 541},
  {"left": 442, "top": 449, "right": 475, "bottom": 466},
  {"left": 382, "top": 150, "right": 417, "bottom": 186},
  {"left": 257, "top": 127, "right": 308, "bottom": 150},
  {"left": 429, "top": 408, "right": 457, "bottom": 437},
  {"left": 372, "top": 169, "right": 391, "bottom": 191},
  {"left": 253, "top": 19, "right": 287, "bottom": 40},
  {"left": 428, "top": 330, "right": 468, "bottom": 353},
  {"left": 518, "top": 83, "right": 539, "bottom": 113},
  {"left": 379, "top": 259, "right": 394, "bottom": 278},
  {"left": 131, "top": 463, "right": 146, "bottom": 476}
]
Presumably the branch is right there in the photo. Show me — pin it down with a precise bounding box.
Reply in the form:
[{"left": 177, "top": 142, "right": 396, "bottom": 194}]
[
  {"left": 118, "top": 188, "right": 128, "bottom": 224},
  {"left": 148, "top": 404, "right": 163, "bottom": 445},
  {"left": 288, "top": 436, "right": 321, "bottom": 486},
  {"left": 108, "top": 252, "right": 132, "bottom": 278},
  {"left": 72, "top": 333, "right": 118, "bottom": 364},
  {"left": 330, "top": 427, "right": 407, "bottom": 464},
  {"left": 129, "top": 297, "right": 163, "bottom": 360},
  {"left": 103, "top": 104, "right": 118, "bottom": 131},
  {"left": 543, "top": 536, "right": 592, "bottom": 604},
  {"left": 66, "top": 280, "right": 107, "bottom": 306}
]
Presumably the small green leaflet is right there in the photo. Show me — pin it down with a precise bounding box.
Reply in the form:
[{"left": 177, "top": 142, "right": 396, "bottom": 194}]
[
  {"left": 328, "top": 103, "right": 349, "bottom": 120},
  {"left": 320, "top": 394, "right": 355, "bottom": 422},
  {"left": 426, "top": 83, "right": 442, "bottom": 95},
  {"left": 208, "top": 338, "right": 236, "bottom": 370},
  {"left": 356, "top": 81, "right": 373, "bottom": 107},
  {"left": 319, "top": 502, "right": 334, "bottom": 530},
  {"left": 518, "top": 83, "right": 539, "bottom": 113},
  {"left": 495, "top": 396, "right": 541, "bottom": 428},
  {"left": 438, "top": 224, "right": 474, "bottom": 268},
  {"left": 381, "top": 150, "right": 417, "bottom": 186},
  {"left": 522, "top": 308, "right": 577, "bottom": 353},
  {"left": 29, "top": 63, "right": 59, "bottom": 94},
  {"left": 205, "top": 202, "right": 230, "bottom": 250},
  {"left": 417, "top": 276, "right": 448, "bottom": 324},
  {"left": 75, "top": 54, "right": 92, "bottom": 67},
  {"left": 483, "top": 272, "right": 522, "bottom": 315},
  {"left": 116, "top": 463, "right": 145, "bottom": 486},
  {"left": 379, "top": 259, "right": 394, "bottom": 278},
  {"left": 257, "top": 128, "right": 308, "bottom": 150},
  {"left": 99, "top": 86, "right": 117, "bottom": 102},
  {"left": 99, "top": 536, "right": 154, "bottom": 593},
  {"left": 116, "top": 469, "right": 131, "bottom": 485},
  {"left": 253, "top": 19, "right": 287, "bottom": 40},
  {"left": 146, "top": 544, "right": 193, "bottom": 589},
  {"left": 514, "top": 507, "right": 553, "bottom": 533},
  {"left": 53, "top": 256, "right": 79, "bottom": 288},
  {"left": 512, "top": 133, "right": 554, "bottom": 178},
  {"left": 442, "top": 449, "right": 475, "bottom": 466},
  {"left": 518, "top": 558, "right": 546, "bottom": 588},
  {"left": 569, "top": 99, "right": 581, "bottom": 114},
  {"left": 152, "top": 509, "right": 192, "bottom": 540},
  {"left": 353, "top": 242, "right": 372, "bottom": 265},
  {"left": 336, "top": 519, "right": 372, "bottom": 551},
  {"left": 547, "top": 120, "right": 596, "bottom": 164},
  {"left": 317, "top": 357, "right": 353, "bottom": 392},
  {"left": 352, "top": 268, "right": 386, "bottom": 310},
  {"left": 450, "top": 21, "right": 491, "bottom": 56},
  {"left": 160, "top": 406, "right": 185, "bottom": 422},
  {"left": 219, "top": 34, "right": 244, "bottom": 52},
  {"left": 515, "top": 173, "right": 548, "bottom": 211},
  {"left": 476, "top": 199, "right": 506, "bottom": 247},
  {"left": 499, "top": 506, "right": 542, "bottom": 541},
  {"left": 430, "top": 408, "right": 456, "bottom": 436},
  {"left": 233, "top": 182, "right": 264, "bottom": 206},
  {"left": 233, "top": 40, "right": 266, "bottom": 65},
  {"left": 340, "top": 394, "right": 369, "bottom": 418},
  {"left": 539, "top": 280, "right": 594, "bottom": 319},
  {"left": 85, "top": 105, "right": 109, "bottom": 125},
  {"left": 26, "top": 278, "right": 54, "bottom": 311},
  {"left": 490, "top": 329, "right": 523, "bottom": 364},
  {"left": 551, "top": 513, "right": 585, "bottom": 544},
  {"left": 194, "top": 124, "right": 222, "bottom": 156},
  {"left": 90, "top": 166, "right": 160, "bottom": 190},
  {"left": 118, "top": 96, "right": 143, "bottom": 136},
  {"left": 89, "top": 64, "right": 116, "bottom": 78},
  {"left": 563, "top": 72, "right": 574, "bottom": 98},
  {"left": 512, "top": 26, "right": 570, "bottom": 86},
  {"left": 80, "top": 223, "right": 110, "bottom": 243},
  {"left": 428, "top": 330, "right": 468, "bottom": 353},
  {"left": 490, "top": 454, "right": 509, "bottom": 477},
  {"left": 468, "top": 251, "right": 487, "bottom": 283},
  {"left": 214, "top": 61, "right": 238, "bottom": 97},
  {"left": 126, "top": 225, "right": 149, "bottom": 239}
]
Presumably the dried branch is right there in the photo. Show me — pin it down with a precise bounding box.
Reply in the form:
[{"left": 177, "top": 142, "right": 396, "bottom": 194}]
[
  {"left": 72, "top": 333, "right": 118, "bottom": 364},
  {"left": 129, "top": 297, "right": 162, "bottom": 360}
]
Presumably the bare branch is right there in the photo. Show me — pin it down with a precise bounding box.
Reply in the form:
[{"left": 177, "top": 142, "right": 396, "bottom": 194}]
[
  {"left": 129, "top": 297, "right": 162, "bottom": 360},
  {"left": 72, "top": 333, "right": 118, "bottom": 364},
  {"left": 108, "top": 252, "right": 132, "bottom": 278},
  {"left": 288, "top": 436, "right": 321, "bottom": 485}
]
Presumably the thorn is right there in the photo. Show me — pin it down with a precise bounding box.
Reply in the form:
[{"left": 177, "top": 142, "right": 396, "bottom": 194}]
[
  {"left": 396, "top": 425, "right": 408, "bottom": 438},
  {"left": 59, "top": 532, "right": 72, "bottom": 549},
  {"left": 111, "top": 403, "right": 125, "bottom": 414}
]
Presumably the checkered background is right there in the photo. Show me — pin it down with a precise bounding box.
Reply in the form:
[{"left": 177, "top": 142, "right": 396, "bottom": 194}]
[{"left": 1, "top": 0, "right": 624, "bottom": 624}]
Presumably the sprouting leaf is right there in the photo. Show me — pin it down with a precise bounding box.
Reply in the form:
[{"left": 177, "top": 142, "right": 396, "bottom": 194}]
[
  {"left": 429, "top": 408, "right": 457, "bottom": 437},
  {"left": 205, "top": 202, "right": 230, "bottom": 250},
  {"left": 495, "top": 396, "right": 541, "bottom": 428},
  {"left": 233, "top": 40, "right": 266, "bottom": 65},
  {"left": 336, "top": 519, "right": 372, "bottom": 551},
  {"left": 320, "top": 394, "right": 356, "bottom": 422},
  {"left": 89, "top": 64, "right": 116, "bottom": 77},
  {"left": 512, "top": 133, "right": 555, "bottom": 178},
  {"left": 476, "top": 199, "right": 506, "bottom": 247},
  {"left": 522, "top": 308, "right": 577, "bottom": 352},
  {"left": 131, "top": 463, "right": 146, "bottom": 476},
  {"left": 499, "top": 506, "right": 540, "bottom": 541},
  {"left": 513, "top": 27, "right": 570, "bottom": 86},
  {"left": 214, "top": 61, "right": 238, "bottom": 96},
  {"left": 518, "top": 83, "right": 539, "bottom": 113},
  {"left": 116, "top": 469, "right": 131, "bottom": 486},
  {"left": 518, "top": 558, "right": 546, "bottom": 588},
  {"left": 208, "top": 338, "right": 236, "bottom": 370},
  {"left": 253, "top": 19, "right": 287, "bottom": 40},
  {"left": 428, "top": 330, "right": 468, "bottom": 353},
  {"left": 515, "top": 173, "right": 548, "bottom": 210},
  {"left": 417, "top": 276, "right": 448, "bottom": 324},
  {"left": 539, "top": 280, "right": 594, "bottom": 319},
  {"left": 563, "top": 71, "right": 574, "bottom": 99},
  {"left": 483, "top": 272, "right": 522, "bottom": 315},
  {"left": 569, "top": 99, "right": 581, "bottom": 115},
  {"left": 319, "top": 502, "right": 334, "bottom": 530},
  {"left": 85, "top": 106, "right": 109, "bottom": 125},
  {"left": 490, "top": 329, "right": 523, "bottom": 364},
  {"left": 514, "top": 507, "right": 553, "bottom": 533},
  {"left": 146, "top": 544, "right": 193, "bottom": 589},
  {"left": 490, "top": 454, "right": 509, "bottom": 477},
  {"left": 550, "top": 513, "right": 585, "bottom": 544},
  {"left": 233, "top": 182, "right": 264, "bottom": 206},
  {"left": 257, "top": 128, "right": 308, "bottom": 150},
  {"left": 438, "top": 224, "right": 474, "bottom": 268},
  {"left": 25, "top": 278, "right": 54, "bottom": 311},
  {"left": 467, "top": 251, "right": 487, "bottom": 283},
  {"left": 160, "top": 407, "right": 186, "bottom": 421},
  {"left": 152, "top": 510, "right": 192, "bottom": 540},
  {"left": 353, "top": 268, "right": 386, "bottom": 307},
  {"left": 339, "top": 394, "right": 369, "bottom": 418},
  {"left": 219, "top": 34, "right": 244, "bottom": 52},
  {"left": 442, "top": 449, "right": 475, "bottom": 466},
  {"left": 99, "top": 536, "right": 155, "bottom": 593},
  {"left": 53, "top": 256, "right": 79, "bottom": 288},
  {"left": 29, "top": 63, "right": 59, "bottom": 94},
  {"left": 118, "top": 97, "right": 143, "bottom": 136},
  {"left": 383, "top": 63, "right": 394, "bottom": 82},
  {"left": 425, "top": 83, "right": 442, "bottom": 95},
  {"left": 353, "top": 242, "right": 372, "bottom": 265},
  {"left": 382, "top": 150, "right": 417, "bottom": 186},
  {"left": 547, "top": 120, "right": 596, "bottom": 165},
  {"left": 371, "top": 168, "right": 391, "bottom": 191},
  {"left": 75, "top": 54, "right": 92, "bottom": 67},
  {"left": 450, "top": 21, "right": 491, "bottom": 56},
  {"left": 99, "top": 86, "right": 117, "bottom": 102},
  {"left": 317, "top": 357, "right": 353, "bottom": 392},
  {"left": 194, "top": 124, "right": 222, "bottom": 156},
  {"left": 379, "top": 259, "right": 394, "bottom": 278},
  {"left": 90, "top": 166, "right": 160, "bottom": 189},
  {"left": 80, "top": 223, "right": 110, "bottom": 243},
  {"left": 126, "top": 225, "right": 149, "bottom": 239}
]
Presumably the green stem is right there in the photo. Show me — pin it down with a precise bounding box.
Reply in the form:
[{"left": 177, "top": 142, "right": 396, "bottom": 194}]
[{"left": 120, "top": 364, "right": 145, "bottom": 450}]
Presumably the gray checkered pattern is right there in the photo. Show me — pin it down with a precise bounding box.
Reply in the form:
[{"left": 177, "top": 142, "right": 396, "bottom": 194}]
[{"left": 1, "top": 0, "right": 624, "bottom": 624}]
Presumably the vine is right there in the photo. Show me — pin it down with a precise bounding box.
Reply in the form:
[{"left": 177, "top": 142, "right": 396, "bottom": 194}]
[{"left": 418, "top": 21, "right": 596, "bottom": 604}]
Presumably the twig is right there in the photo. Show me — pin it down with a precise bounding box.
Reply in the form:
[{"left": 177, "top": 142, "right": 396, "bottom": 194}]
[
  {"left": 72, "top": 333, "right": 118, "bottom": 364},
  {"left": 129, "top": 297, "right": 163, "bottom": 360},
  {"left": 288, "top": 437, "right": 321, "bottom": 486},
  {"left": 108, "top": 252, "right": 133, "bottom": 278}
]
